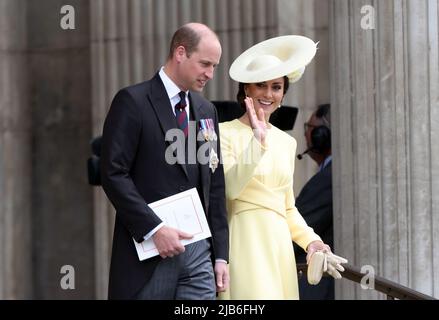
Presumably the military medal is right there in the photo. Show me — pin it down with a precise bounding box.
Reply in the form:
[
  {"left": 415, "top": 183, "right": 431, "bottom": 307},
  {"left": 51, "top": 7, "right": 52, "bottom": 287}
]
[
  {"left": 206, "top": 119, "right": 217, "bottom": 141},
  {"left": 200, "top": 118, "right": 219, "bottom": 173},
  {"left": 200, "top": 118, "right": 218, "bottom": 142},
  {"left": 199, "top": 119, "right": 209, "bottom": 141},
  {"left": 209, "top": 148, "right": 219, "bottom": 173},
  {"left": 207, "top": 119, "right": 213, "bottom": 141}
]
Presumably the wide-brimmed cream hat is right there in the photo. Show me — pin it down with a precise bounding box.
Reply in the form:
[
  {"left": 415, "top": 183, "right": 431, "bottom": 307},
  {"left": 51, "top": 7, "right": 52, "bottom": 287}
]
[{"left": 229, "top": 35, "right": 317, "bottom": 84}]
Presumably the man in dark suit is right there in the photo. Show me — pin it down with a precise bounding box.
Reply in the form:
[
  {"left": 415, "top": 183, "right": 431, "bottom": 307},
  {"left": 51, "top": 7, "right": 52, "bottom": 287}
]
[
  {"left": 101, "top": 23, "right": 229, "bottom": 300},
  {"left": 294, "top": 104, "right": 334, "bottom": 299}
]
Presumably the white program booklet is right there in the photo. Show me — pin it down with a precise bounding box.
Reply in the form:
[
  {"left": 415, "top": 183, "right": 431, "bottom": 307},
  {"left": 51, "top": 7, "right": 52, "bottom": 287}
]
[{"left": 134, "top": 188, "right": 212, "bottom": 261}]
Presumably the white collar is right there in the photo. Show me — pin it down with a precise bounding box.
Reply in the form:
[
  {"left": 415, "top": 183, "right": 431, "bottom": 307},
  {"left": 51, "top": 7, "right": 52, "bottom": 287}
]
[{"left": 158, "top": 67, "right": 188, "bottom": 101}]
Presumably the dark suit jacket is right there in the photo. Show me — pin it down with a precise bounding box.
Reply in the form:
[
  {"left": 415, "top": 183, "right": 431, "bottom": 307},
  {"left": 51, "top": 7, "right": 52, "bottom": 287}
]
[
  {"left": 101, "top": 73, "right": 229, "bottom": 299},
  {"left": 294, "top": 162, "right": 333, "bottom": 263},
  {"left": 294, "top": 162, "right": 334, "bottom": 300}
]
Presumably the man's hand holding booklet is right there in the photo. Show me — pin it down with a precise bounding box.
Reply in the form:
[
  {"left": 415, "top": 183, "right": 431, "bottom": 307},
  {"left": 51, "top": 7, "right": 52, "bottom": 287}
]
[{"left": 133, "top": 188, "right": 212, "bottom": 260}]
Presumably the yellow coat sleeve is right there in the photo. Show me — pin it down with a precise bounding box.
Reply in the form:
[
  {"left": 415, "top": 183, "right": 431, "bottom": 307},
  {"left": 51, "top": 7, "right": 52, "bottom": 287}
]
[
  {"left": 285, "top": 139, "right": 322, "bottom": 251},
  {"left": 220, "top": 127, "right": 266, "bottom": 200}
]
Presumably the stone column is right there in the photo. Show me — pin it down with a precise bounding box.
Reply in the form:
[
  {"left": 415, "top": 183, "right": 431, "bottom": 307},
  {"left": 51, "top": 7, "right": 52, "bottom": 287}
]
[
  {"left": 28, "top": 0, "right": 94, "bottom": 299},
  {"left": 330, "top": 0, "right": 439, "bottom": 299},
  {"left": 0, "top": 0, "right": 32, "bottom": 299},
  {"left": 278, "top": 0, "right": 331, "bottom": 192}
]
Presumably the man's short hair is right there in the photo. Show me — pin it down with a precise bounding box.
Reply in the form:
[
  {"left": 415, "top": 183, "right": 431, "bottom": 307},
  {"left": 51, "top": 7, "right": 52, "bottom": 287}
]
[
  {"left": 168, "top": 25, "right": 201, "bottom": 59},
  {"left": 316, "top": 104, "right": 330, "bottom": 128}
]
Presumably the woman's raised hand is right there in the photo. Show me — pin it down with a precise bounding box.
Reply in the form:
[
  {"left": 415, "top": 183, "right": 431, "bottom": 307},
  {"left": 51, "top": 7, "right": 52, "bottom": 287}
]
[{"left": 245, "top": 96, "right": 267, "bottom": 146}]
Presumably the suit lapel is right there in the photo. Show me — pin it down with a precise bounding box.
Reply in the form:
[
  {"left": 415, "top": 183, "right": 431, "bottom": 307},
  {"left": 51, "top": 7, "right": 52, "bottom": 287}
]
[
  {"left": 148, "top": 74, "right": 188, "bottom": 177},
  {"left": 190, "top": 93, "right": 211, "bottom": 198}
]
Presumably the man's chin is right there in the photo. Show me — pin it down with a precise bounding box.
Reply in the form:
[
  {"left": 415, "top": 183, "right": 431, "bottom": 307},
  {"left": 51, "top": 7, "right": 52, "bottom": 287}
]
[
  {"left": 195, "top": 81, "right": 208, "bottom": 91},
  {"left": 192, "top": 86, "right": 204, "bottom": 92}
]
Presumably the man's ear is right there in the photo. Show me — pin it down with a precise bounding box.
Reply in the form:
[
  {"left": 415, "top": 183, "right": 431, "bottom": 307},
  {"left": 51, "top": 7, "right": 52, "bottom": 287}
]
[{"left": 175, "top": 46, "right": 186, "bottom": 62}]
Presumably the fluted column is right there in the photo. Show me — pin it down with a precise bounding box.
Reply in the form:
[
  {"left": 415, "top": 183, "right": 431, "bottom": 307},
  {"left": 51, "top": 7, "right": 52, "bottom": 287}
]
[
  {"left": 330, "top": 0, "right": 439, "bottom": 299},
  {"left": 0, "top": 0, "right": 32, "bottom": 299},
  {"left": 28, "top": 0, "right": 94, "bottom": 299},
  {"left": 278, "top": 0, "right": 331, "bottom": 192}
]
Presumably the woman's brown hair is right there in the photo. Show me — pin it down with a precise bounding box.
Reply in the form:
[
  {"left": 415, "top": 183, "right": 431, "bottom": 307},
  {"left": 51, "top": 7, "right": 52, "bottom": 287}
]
[{"left": 236, "top": 76, "right": 290, "bottom": 111}]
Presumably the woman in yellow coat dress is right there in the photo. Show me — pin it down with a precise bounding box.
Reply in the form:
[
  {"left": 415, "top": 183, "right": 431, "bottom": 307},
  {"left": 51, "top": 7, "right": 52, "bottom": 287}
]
[{"left": 218, "top": 36, "right": 333, "bottom": 300}]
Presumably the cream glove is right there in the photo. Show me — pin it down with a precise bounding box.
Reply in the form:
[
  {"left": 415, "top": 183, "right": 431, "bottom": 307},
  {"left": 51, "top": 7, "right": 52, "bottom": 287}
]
[
  {"left": 307, "top": 251, "right": 348, "bottom": 285},
  {"left": 307, "top": 251, "right": 325, "bottom": 285},
  {"left": 324, "top": 252, "right": 348, "bottom": 279}
]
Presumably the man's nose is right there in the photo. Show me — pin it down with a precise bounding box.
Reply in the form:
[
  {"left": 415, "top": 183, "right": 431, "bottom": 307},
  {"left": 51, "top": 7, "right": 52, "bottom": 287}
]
[{"left": 205, "top": 67, "right": 214, "bottom": 80}]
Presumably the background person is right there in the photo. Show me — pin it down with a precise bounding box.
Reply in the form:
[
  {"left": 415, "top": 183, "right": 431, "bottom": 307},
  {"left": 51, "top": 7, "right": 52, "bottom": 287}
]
[{"left": 294, "top": 103, "right": 334, "bottom": 300}]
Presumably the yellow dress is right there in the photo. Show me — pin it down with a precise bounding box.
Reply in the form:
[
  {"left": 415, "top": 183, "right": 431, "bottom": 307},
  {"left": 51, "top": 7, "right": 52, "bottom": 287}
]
[{"left": 218, "top": 119, "right": 321, "bottom": 300}]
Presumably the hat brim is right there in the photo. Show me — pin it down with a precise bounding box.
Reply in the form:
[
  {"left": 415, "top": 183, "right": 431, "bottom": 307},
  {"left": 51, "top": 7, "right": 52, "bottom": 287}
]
[{"left": 229, "top": 35, "right": 317, "bottom": 83}]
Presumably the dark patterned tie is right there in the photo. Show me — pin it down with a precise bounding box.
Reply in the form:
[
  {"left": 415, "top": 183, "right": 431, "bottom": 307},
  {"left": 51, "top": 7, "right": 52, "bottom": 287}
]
[{"left": 175, "top": 91, "right": 188, "bottom": 137}]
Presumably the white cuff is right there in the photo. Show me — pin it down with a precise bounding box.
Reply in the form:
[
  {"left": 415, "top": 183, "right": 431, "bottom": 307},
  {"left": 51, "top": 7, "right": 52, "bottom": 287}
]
[
  {"left": 143, "top": 222, "right": 165, "bottom": 241},
  {"left": 215, "top": 259, "right": 228, "bottom": 264}
]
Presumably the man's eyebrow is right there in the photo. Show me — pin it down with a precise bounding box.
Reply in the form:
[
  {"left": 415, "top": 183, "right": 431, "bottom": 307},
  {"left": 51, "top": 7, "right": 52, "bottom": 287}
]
[{"left": 201, "top": 59, "right": 219, "bottom": 67}]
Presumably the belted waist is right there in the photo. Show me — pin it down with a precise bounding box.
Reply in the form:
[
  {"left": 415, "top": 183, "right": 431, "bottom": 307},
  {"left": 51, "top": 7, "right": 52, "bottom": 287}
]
[{"left": 228, "top": 181, "right": 290, "bottom": 218}]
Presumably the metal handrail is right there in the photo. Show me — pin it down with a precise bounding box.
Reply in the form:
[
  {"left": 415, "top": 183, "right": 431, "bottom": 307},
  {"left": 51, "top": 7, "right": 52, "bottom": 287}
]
[{"left": 296, "top": 263, "right": 437, "bottom": 300}]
